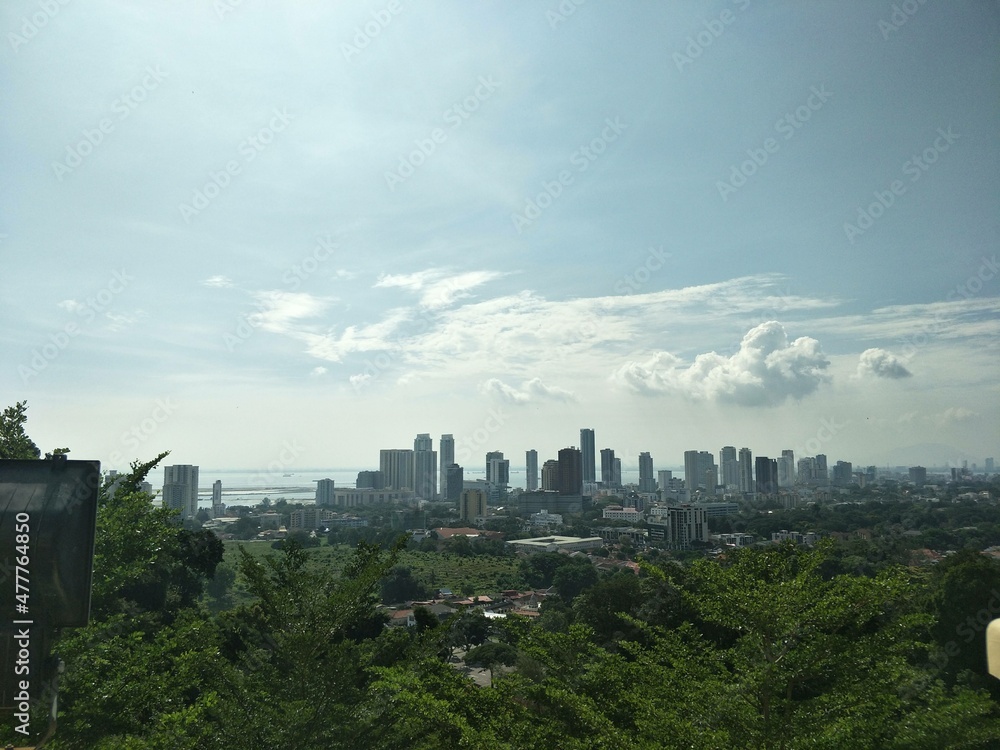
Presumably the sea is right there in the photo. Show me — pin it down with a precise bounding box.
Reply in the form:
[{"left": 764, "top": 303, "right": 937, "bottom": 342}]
[{"left": 141, "top": 466, "right": 666, "bottom": 510}]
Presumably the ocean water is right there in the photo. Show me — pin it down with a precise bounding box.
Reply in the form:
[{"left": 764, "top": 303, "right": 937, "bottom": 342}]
[{"left": 138, "top": 466, "right": 665, "bottom": 508}]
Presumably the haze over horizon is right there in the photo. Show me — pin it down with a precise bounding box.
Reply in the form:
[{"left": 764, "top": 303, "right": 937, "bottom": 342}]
[{"left": 2, "top": 1, "right": 998, "bottom": 474}]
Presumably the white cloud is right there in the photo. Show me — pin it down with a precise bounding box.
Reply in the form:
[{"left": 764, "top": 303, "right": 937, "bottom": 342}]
[
  {"left": 856, "top": 348, "right": 912, "bottom": 379},
  {"left": 310, "top": 366, "right": 327, "bottom": 377},
  {"left": 612, "top": 321, "right": 830, "bottom": 406},
  {"left": 374, "top": 268, "right": 506, "bottom": 309},
  {"left": 480, "top": 377, "right": 576, "bottom": 404},
  {"left": 249, "top": 290, "right": 332, "bottom": 335},
  {"left": 201, "top": 275, "right": 234, "bottom": 288}
]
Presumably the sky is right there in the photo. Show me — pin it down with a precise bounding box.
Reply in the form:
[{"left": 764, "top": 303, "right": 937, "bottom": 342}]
[{"left": 2, "top": 0, "right": 998, "bottom": 480}]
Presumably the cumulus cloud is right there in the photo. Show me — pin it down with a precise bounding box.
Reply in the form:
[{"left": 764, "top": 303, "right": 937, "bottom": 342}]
[
  {"left": 612, "top": 321, "right": 830, "bottom": 406},
  {"left": 250, "top": 290, "right": 331, "bottom": 334},
  {"left": 480, "top": 377, "right": 576, "bottom": 404},
  {"left": 856, "top": 348, "right": 912, "bottom": 379}
]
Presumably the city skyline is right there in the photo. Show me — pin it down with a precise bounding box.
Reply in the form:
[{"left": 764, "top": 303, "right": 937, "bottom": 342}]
[{"left": 3, "top": 3, "right": 997, "bottom": 473}]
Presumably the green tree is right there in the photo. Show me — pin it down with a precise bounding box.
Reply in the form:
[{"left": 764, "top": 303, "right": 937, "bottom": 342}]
[
  {"left": 465, "top": 641, "right": 518, "bottom": 684},
  {"left": 0, "top": 400, "right": 41, "bottom": 458}
]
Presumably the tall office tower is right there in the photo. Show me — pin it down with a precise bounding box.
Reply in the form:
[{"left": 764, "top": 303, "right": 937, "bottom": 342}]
[
  {"left": 777, "top": 455, "right": 795, "bottom": 488},
  {"left": 658, "top": 469, "right": 673, "bottom": 492},
  {"left": 557, "top": 446, "right": 583, "bottom": 495},
  {"left": 356, "top": 470, "right": 384, "bottom": 489},
  {"left": 738, "top": 447, "right": 754, "bottom": 493},
  {"left": 797, "top": 457, "right": 816, "bottom": 485},
  {"left": 541, "top": 460, "right": 560, "bottom": 490},
  {"left": 486, "top": 451, "right": 510, "bottom": 502},
  {"left": 162, "top": 464, "right": 199, "bottom": 519},
  {"left": 439, "top": 434, "right": 455, "bottom": 498},
  {"left": 781, "top": 450, "right": 795, "bottom": 482},
  {"left": 526, "top": 449, "right": 539, "bottom": 491},
  {"left": 614, "top": 457, "right": 622, "bottom": 489},
  {"left": 413, "top": 433, "right": 437, "bottom": 500},
  {"left": 815, "top": 454, "right": 829, "bottom": 485},
  {"left": 580, "top": 428, "right": 596, "bottom": 483},
  {"left": 446, "top": 463, "right": 464, "bottom": 502},
  {"left": 316, "top": 478, "right": 336, "bottom": 506},
  {"left": 380, "top": 449, "right": 414, "bottom": 490},
  {"left": 720, "top": 446, "right": 739, "bottom": 489},
  {"left": 833, "top": 461, "right": 853, "bottom": 486},
  {"left": 459, "top": 488, "right": 488, "bottom": 521},
  {"left": 211, "top": 479, "right": 222, "bottom": 504},
  {"left": 638, "top": 452, "right": 655, "bottom": 492},
  {"left": 754, "top": 456, "right": 778, "bottom": 496},
  {"left": 600, "top": 448, "right": 616, "bottom": 487}
]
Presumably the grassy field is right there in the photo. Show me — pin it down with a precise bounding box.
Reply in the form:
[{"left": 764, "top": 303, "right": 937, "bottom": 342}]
[{"left": 220, "top": 540, "right": 525, "bottom": 601}]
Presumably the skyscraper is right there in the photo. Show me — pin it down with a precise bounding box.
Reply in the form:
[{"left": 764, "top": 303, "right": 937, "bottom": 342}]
[
  {"left": 777, "top": 455, "right": 795, "bottom": 488},
  {"left": 720, "top": 446, "right": 739, "bottom": 489},
  {"left": 486, "top": 450, "right": 509, "bottom": 502},
  {"left": 816, "top": 454, "right": 829, "bottom": 485},
  {"left": 755, "top": 456, "right": 778, "bottom": 496},
  {"left": 439, "top": 434, "right": 455, "bottom": 498},
  {"left": 658, "top": 469, "right": 673, "bottom": 492},
  {"left": 541, "top": 460, "right": 560, "bottom": 490},
  {"left": 557, "top": 446, "right": 582, "bottom": 495},
  {"left": 781, "top": 449, "right": 795, "bottom": 482},
  {"left": 684, "top": 450, "right": 717, "bottom": 497},
  {"left": 738, "top": 447, "right": 754, "bottom": 493},
  {"left": 580, "top": 428, "right": 596, "bottom": 483},
  {"left": 525, "top": 449, "right": 538, "bottom": 491},
  {"left": 446, "top": 463, "right": 464, "bottom": 502},
  {"left": 162, "top": 464, "right": 199, "bottom": 519},
  {"left": 356, "top": 470, "right": 384, "bottom": 489},
  {"left": 614, "top": 457, "right": 622, "bottom": 489},
  {"left": 380, "top": 449, "right": 414, "bottom": 490},
  {"left": 638, "top": 452, "right": 655, "bottom": 492},
  {"left": 413, "top": 433, "right": 437, "bottom": 500},
  {"left": 316, "top": 478, "right": 336, "bottom": 506},
  {"left": 600, "top": 448, "right": 616, "bottom": 488},
  {"left": 832, "top": 461, "right": 853, "bottom": 486}
]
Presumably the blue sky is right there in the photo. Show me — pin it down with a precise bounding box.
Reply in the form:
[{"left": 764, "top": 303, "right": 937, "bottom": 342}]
[{"left": 2, "top": 0, "right": 998, "bottom": 476}]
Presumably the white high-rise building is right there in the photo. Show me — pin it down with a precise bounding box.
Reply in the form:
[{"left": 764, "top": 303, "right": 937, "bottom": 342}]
[
  {"left": 413, "top": 433, "right": 437, "bottom": 500},
  {"left": 439, "top": 434, "right": 455, "bottom": 498},
  {"left": 380, "top": 449, "right": 414, "bottom": 491},
  {"left": 720, "top": 446, "right": 739, "bottom": 489},
  {"left": 738, "top": 448, "right": 754, "bottom": 493},
  {"left": 316, "top": 478, "right": 336, "bottom": 506},
  {"left": 162, "top": 464, "right": 199, "bottom": 520}
]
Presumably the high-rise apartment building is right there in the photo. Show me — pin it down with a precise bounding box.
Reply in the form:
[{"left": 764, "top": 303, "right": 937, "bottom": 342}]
[
  {"left": 781, "top": 450, "right": 795, "bottom": 481},
  {"left": 658, "top": 469, "right": 673, "bottom": 493},
  {"left": 380, "top": 449, "right": 414, "bottom": 491},
  {"left": 413, "top": 433, "right": 437, "bottom": 500},
  {"left": 459, "top": 488, "right": 488, "bottom": 521},
  {"left": 638, "top": 452, "right": 655, "bottom": 492},
  {"left": 600, "top": 448, "right": 616, "bottom": 488},
  {"left": 816, "top": 454, "right": 829, "bottom": 485},
  {"left": 557, "top": 446, "right": 582, "bottom": 495},
  {"left": 832, "top": 461, "right": 853, "bottom": 486},
  {"left": 316, "top": 478, "right": 336, "bottom": 506},
  {"left": 908, "top": 466, "right": 927, "bottom": 486},
  {"left": 486, "top": 451, "right": 509, "bottom": 503},
  {"left": 356, "top": 471, "right": 384, "bottom": 489},
  {"left": 720, "top": 446, "right": 739, "bottom": 489},
  {"left": 738, "top": 447, "right": 754, "bottom": 493},
  {"left": 777, "top": 455, "right": 795, "bottom": 488},
  {"left": 445, "top": 463, "right": 464, "bottom": 502},
  {"left": 162, "top": 464, "right": 199, "bottom": 519},
  {"left": 541, "top": 460, "right": 560, "bottom": 491},
  {"left": 614, "top": 457, "right": 622, "bottom": 489},
  {"left": 580, "top": 428, "right": 596, "bottom": 483},
  {"left": 684, "top": 450, "right": 717, "bottom": 497},
  {"left": 525, "top": 449, "right": 539, "bottom": 491},
  {"left": 439, "top": 434, "right": 455, "bottom": 498},
  {"left": 755, "top": 456, "right": 778, "bottom": 496}
]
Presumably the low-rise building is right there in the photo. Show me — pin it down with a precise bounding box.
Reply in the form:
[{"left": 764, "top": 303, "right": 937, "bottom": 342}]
[{"left": 507, "top": 535, "right": 603, "bottom": 554}]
